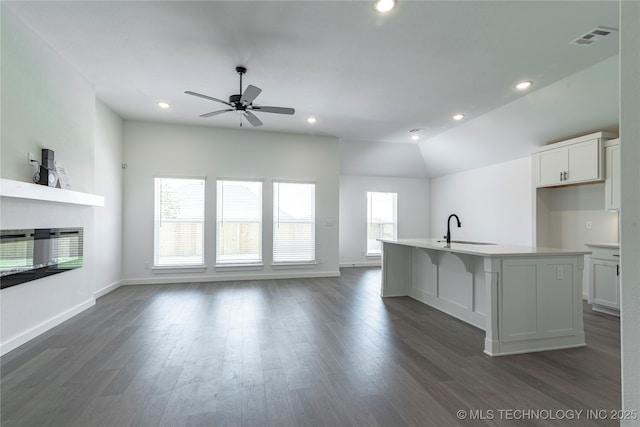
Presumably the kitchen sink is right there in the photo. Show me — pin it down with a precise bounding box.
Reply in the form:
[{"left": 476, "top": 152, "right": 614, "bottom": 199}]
[{"left": 437, "top": 240, "right": 497, "bottom": 245}]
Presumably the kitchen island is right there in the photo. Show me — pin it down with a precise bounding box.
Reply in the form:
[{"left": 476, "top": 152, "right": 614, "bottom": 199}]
[{"left": 380, "top": 238, "right": 590, "bottom": 356}]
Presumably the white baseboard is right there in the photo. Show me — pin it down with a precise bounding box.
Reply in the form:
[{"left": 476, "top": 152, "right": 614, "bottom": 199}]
[
  {"left": 94, "top": 280, "right": 123, "bottom": 299},
  {"left": 0, "top": 298, "right": 95, "bottom": 356},
  {"left": 339, "top": 262, "right": 381, "bottom": 268},
  {"left": 122, "top": 270, "right": 341, "bottom": 285}
]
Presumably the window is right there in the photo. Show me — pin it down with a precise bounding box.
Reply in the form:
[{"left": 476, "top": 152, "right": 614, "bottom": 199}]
[
  {"left": 217, "top": 180, "right": 262, "bottom": 264},
  {"left": 367, "top": 191, "right": 397, "bottom": 255},
  {"left": 154, "top": 177, "right": 205, "bottom": 266},
  {"left": 273, "top": 182, "right": 315, "bottom": 263}
]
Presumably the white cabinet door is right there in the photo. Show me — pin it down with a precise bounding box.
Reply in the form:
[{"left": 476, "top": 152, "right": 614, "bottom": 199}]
[
  {"left": 566, "top": 138, "right": 600, "bottom": 183},
  {"left": 534, "top": 137, "right": 604, "bottom": 188},
  {"left": 537, "top": 149, "right": 566, "bottom": 187},
  {"left": 501, "top": 258, "right": 578, "bottom": 342},
  {"left": 590, "top": 259, "right": 619, "bottom": 309},
  {"left": 605, "top": 142, "right": 621, "bottom": 210}
]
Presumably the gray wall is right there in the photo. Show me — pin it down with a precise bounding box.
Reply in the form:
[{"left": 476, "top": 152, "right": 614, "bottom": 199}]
[
  {"left": 429, "top": 157, "right": 533, "bottom": 246},
  {"left": 620, "top": 0, "right": 640, "bottom": 421},
  {"left": 121, "top": 121, "right": 340, "bottom": 283},
  {"left": 1, "top": 6, "right": 95, "bottom": 192},
  {"left": 0, "top": 8, "right": 123, "bottom": 354},
  {"left": 339, "top": 174, "right": 430, "bottom": 266}
]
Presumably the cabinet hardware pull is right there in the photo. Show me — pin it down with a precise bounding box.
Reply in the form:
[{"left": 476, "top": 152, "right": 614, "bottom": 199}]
[
  {"left": 560, "top": 171, "right": 563, "bottom": 181},
  {"left": 613, "top": 254, "right": 620, "bottom": 257},
  {"left": 563, "top": 171, "right": 568, "bottom": 180},
  {"left": 617, "top": 264, "right": 620, "bottom": 276}
]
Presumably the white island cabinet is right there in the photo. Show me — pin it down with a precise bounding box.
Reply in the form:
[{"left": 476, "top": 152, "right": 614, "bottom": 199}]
[{"left": 380, "top": 238, "right": 589, "bottom": 356}]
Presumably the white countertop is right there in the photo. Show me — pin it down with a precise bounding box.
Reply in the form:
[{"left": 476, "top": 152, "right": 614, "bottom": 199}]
[
  {"left": 380, "top": 238, "right": 591, "bottom": 257},
  {"left": 585, "top": 242, "right": 620, "bottom": 249}
]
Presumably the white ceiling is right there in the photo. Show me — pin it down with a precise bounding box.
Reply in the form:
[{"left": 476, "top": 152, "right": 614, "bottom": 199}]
[{"left": 5, "top": 1, "right": 620, "bottom": 178}]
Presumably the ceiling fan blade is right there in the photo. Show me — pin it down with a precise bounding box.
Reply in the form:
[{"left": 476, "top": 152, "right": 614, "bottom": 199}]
[
  {"left": 252, "top": 106, "right": 295, "bottom": 115},
  {"left": 240, "top": 85, "right": 262, "bottom": 104},
  {"left": 243, "top": 111, "right": 263, "bottom": 127},
  {"left": 185, "top": 91, "right": 231, "bottom": 106},
  {"left": 200, "top": 109, "right": 234, "bottom": 118}
]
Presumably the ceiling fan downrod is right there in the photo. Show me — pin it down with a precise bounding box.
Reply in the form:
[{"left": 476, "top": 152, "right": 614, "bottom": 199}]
[{"left": 236, "top": 66, "right": 247, "bottom": 96}]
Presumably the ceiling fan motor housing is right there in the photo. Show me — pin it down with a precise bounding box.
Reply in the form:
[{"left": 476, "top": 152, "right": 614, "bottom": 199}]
[{"left": 229, "top": 94, "right": 245, "bottom": 110}]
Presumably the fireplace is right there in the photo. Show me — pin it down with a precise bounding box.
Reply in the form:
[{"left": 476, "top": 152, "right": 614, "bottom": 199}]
[{"left": 0, "top": 228, "right": 83, "bottom": 289}]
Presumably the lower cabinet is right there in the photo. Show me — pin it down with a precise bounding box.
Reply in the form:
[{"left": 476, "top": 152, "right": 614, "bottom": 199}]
[
  {"left": 500, "top": 257, "right": 580, "bottom": 343},
  {"left": 587, "top": 245, "right": 620, "bottom": 316}
]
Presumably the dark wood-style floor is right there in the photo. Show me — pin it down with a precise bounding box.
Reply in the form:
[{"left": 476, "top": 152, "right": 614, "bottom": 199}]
[{"left": 1, "top": 268, "right": 621, "bottom": 426}]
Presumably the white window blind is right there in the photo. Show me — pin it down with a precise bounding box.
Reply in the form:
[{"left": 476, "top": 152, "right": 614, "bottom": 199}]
[
  {"left": 367, "top": 191, "right": 397, "bottom": 255},
  {"left": 154, "top": 177, "right": 205, "bottom": 266},
  {"left": 273, "top": 182, "right": 315, "bottom": 263},
  {"left": 217, "top": 180, "right": 262, "bottom": 264}
]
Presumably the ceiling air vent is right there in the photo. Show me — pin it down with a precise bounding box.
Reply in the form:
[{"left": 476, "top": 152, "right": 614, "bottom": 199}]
[{"left": 570, "top": 26, "right": 618, "bottom": 46}]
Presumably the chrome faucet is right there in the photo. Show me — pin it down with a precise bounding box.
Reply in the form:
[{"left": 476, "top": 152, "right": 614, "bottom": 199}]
[{"left": 444, "top": 214, "right": 462, "bottom": 245}]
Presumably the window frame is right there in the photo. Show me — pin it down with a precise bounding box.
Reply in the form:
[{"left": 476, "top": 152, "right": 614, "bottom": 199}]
[
  {"left": 153, "top": 176, "right": 206, "bottom": 269},
  {"left": 366, "top": 191, "right": 398, "bottom": 257},
  {"left": 215, "top": 178, "right": 264, "bottom": 266},
  {"left": 272, "top": 180, "right": 316, "bottom": 265}
]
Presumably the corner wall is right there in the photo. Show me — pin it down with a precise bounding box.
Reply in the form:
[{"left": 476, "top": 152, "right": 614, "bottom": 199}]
[
  {"left": 93, "top": 101, "right": 124, "bottom": 297},
  {"left": 121, "top": 121, "right": 340, "bottom": 283},
  {"left": 339, "top": 175, "right": 429, "bottom": 266}
]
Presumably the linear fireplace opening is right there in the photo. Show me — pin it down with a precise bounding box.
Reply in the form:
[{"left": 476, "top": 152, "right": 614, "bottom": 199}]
[{"left": 0, "top": 228, "right": 83, "bottom": 289}]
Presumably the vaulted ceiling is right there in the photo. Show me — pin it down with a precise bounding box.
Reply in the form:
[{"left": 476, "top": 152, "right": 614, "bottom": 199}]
[{"left": 5, "top": 1, "right": 620, "bottom": 178}]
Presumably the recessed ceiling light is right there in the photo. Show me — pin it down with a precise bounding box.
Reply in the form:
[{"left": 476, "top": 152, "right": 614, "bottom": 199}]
[
  {"left": 452, "top": 114, "right": 465, "bottom": 121},
  {"left": 409, "top": 128, "right": 421, "bottom": 141},
  {"left": 515, "top": 81, "right": 532, "bottom": 90},
  {"left": 374, "top": 0, "right": 396, "bottom": 13},
  {"left": 157, "top": 101, "right": 170, "bottom": 109},
  {"left": 307, "top": 116, "right": 317, "bottom": 124}
]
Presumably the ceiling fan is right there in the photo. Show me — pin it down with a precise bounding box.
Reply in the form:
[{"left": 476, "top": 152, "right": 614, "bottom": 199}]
[{"left": 185, "top": 66, "right": 295, "bottom": 127}]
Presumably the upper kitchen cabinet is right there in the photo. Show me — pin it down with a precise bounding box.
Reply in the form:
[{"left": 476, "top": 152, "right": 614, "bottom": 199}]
[
  {"left": 532, "top": 132, "right": 617, "bottom": 188},
  {"left": 605, "top": 138, "right": 621, "bottom": 211}
]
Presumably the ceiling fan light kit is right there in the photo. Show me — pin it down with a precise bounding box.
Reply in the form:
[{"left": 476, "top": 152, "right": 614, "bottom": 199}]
[{"left": 185, "top": 66, "right": 295, "bottom": 127}]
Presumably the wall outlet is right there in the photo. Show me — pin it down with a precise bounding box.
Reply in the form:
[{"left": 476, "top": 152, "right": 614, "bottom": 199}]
[
  {"left": 556, "top": 266, "right": 564, "bottom": 280},
  {"left": 27, "top": 152, "right": 35, "bottom": 163},
  {"left": 144, "top": 261, "right": 150, "bottom": 270},
  {"left": 585, "top": 221, "right": 593, "bottom": 229}
]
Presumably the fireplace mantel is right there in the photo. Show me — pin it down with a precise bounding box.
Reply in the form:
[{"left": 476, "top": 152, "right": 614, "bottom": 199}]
[{"left": 0, "top": 178, "right": 104, "bottom": 207}]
